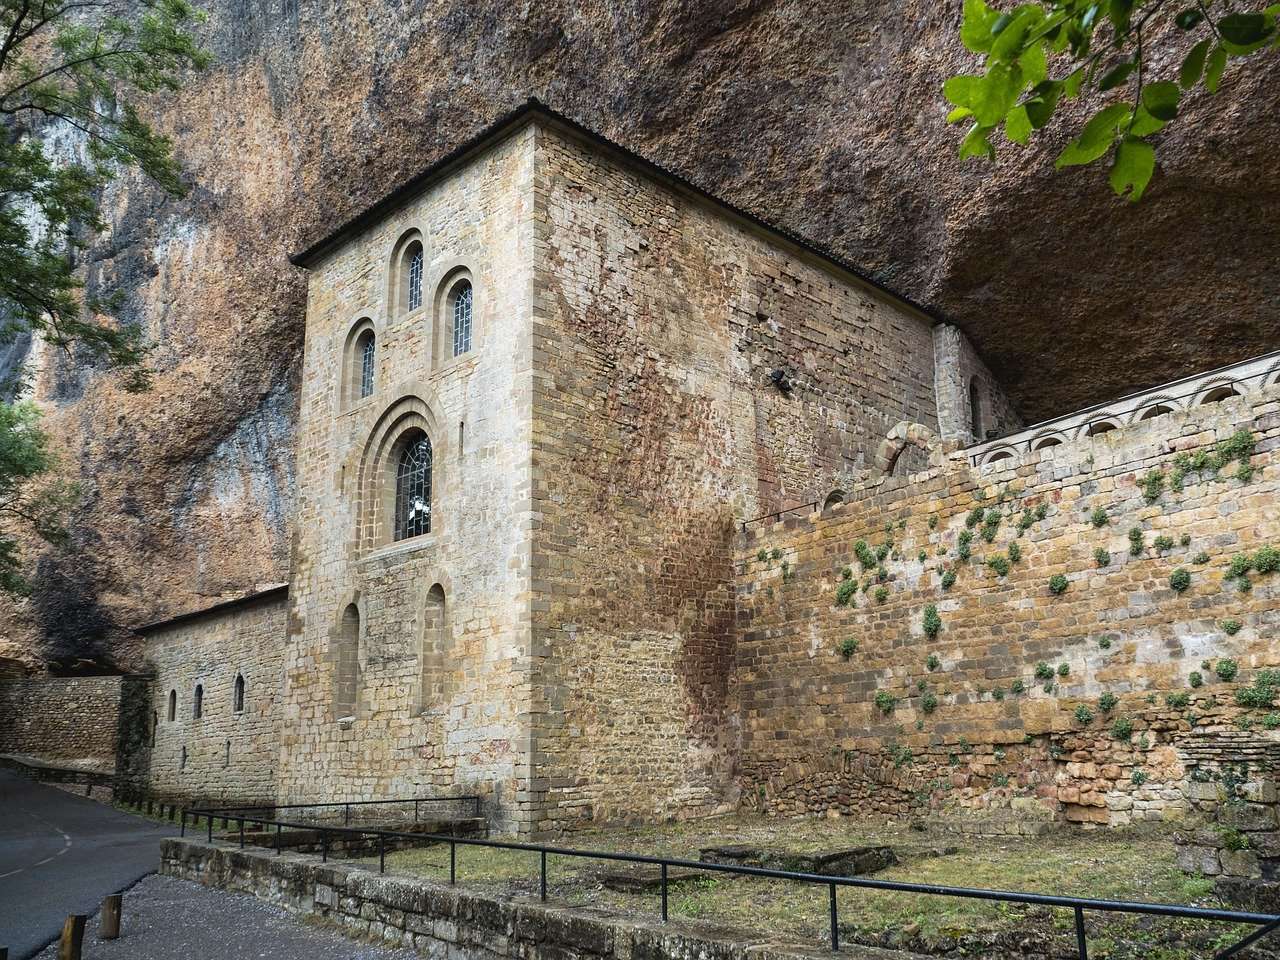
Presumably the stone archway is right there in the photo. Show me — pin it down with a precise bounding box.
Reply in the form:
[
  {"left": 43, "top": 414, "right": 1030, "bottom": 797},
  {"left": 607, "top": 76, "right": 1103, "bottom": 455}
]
[{"left": 874, "top": 421, "right": 940, "bottom": 478}]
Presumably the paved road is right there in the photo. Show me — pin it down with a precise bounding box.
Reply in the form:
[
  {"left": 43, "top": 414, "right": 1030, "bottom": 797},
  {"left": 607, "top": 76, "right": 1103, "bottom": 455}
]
[
  {"left": 32, "top": 873, "right": 418, "bottom": 960},
  {"left": 0, "top": 769, "right": 177, "bottom": 959}
]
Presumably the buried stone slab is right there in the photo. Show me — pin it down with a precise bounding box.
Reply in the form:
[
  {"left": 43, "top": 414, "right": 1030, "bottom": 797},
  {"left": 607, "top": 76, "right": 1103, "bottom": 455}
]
[
  {"left": 698, "top": 844, "right": 898, "bottom": 877},
  {"left": 594, "top": 863, "right": 717, "bottom": 893}
]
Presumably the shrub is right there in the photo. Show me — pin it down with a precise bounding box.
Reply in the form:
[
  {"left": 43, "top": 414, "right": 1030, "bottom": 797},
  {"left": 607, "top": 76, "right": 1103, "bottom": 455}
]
[
  {"left": 993, "top": 687, "right": 1005, "bottom": 701},
  {"left": 1131, "top": 768, "right": 1149, "bottom": 786},
  {"left": 875, "top": 586, "right": 889, "bottom": 604},
  {"left": 981, "top": 513, "right": 1001, "bottom": 543},
  {"left": 1099, "top": 693, "right": 1118, "bottom": 713},
  {"left": 1264, "top": 713, "right": 1280, "bottom": 731},
  {"left": 1010, "top": 679, "right": 1026, "bottom": 695},
  {"left": 917, "top": 550, "right": 927, "bottom": 563},
  {"left": 876, "top": 565, "right": 889, "bottom": 583},
  {"left": 1048, "top": 574, "right": 1069, "bottom": 596},
  {"left": 1140, "top": 470, "right": 1165, "bottom": 504},
  {"left": 1057, "top": 662, "right": 1070, "bottom": 677},
  {"left": 1193, "top": 552, "right": 1210, "bottom": 565},
  {"left": 854, "top": 540, "right": 876, "bottom": 570},
  {"left": 1128, "top": 527, "right": 1145, "bottom": 556},
  {"left": 770, "top": 548, "right": 782, "bottom": 561},
  {"left": 965, "top": 507, "right": 986, "bottom": 528},
  {"left": 1238, "top": 577, "right": 1253, "bottom": 593},
  {"left": 1098, "top": 636, "right": 1112, "bottom": 650},
  {"left": 1255, "top": 545, "right": 1280, "bottom": 575},
  {"left": 957, "top": 530, "right": 973, "bottom": 561},
  {"left": 840, "top": 566, "right": 853, "bottom": 580},
  {"left": 1035, "top": 503, "right": 1049, "bottom": 521},
  {"left": 986, "top": 554, "right": 1010, "bottom": 577},
  {"left": 1154, "top": 535, "right": 1176, "bottom": 554},
  {"left": 1034, "top": 662, "right": 1055, "bottom": 681},
  {"left": 874, "top": 690, "right": 898, "bottom": 714},
  {"left": 1216, "top": 659, "right": 1239, "bottom": 682},
  {"left": 1111, "top": 717, "right": 1134, "bottom": 740},
  {"left": 1180, "top": 534, "right": 1192, "bottom": 547},
  {"left": 1227, "top": 554, "right": 1253, "bottom": 579},
  {"left": 921, "top": 691, "right": 939, "bottom": 714},
  {"left": 875, "top": 543, "right": 890, "bottom": 563},
  {"left": 1043, "top": 682, "right": 1055, "bottom": 693},
  {"left": 1017, "top": 509, "right": 1036, "bottom": 532},
  {"left": 1221, "top": 618, "right": 1243, "bottom": 636},
  {"left": 1235, "top": 671, "right": 1280, "bottom": 709},
  {"left": 1169, "top": 568, "right": 1191, "bottom": 593},
  {"left": 1094, "top": 547, "right": 1111, "bottom": 567},
  {"left": 1189, "top": 672, "right": 1203, "bottom": 688},
  {"left": 835, "top": 580, "right": 857, "bottom": 607},
  {"left": 926, "top": 653, "right": 941, "bottom": 672},
  {"left": 1074, "top": 704, "right": 1094, "bottom": 725},
  {"left": 1221, "top": 828, "right": 1250, "bottom": 852},
  {"left": 940, "top": 569, "right": 957, "bottom": 590},
  {"left": 928, "top": 514, "right": 939, "bottom": 530},
  {"left": 838, "top": 638, "right": 859, "bottom": 660},
  {"left": 923, "top": 604, "right": 942, "bottom": 638},
  {"left": 756, "top": 549, "right": 768, "bottom": 562},
  {"left": 1090, "top": 507, "right": 1110, "bottom": 528},
  {"left": 1166, "top": 692, "right": 1191, "bottom": 709},
  {"left": 1008, "top": 542, "right": 1022, "bottom": 563}
]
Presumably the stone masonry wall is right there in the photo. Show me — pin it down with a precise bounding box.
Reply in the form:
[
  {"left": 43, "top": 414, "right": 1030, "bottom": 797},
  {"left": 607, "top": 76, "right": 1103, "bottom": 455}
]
[
  {"left": 524, "top": 121, "right": 1016, "bottom": 832},
  {"left": 144, "top": 589, "right": 288, "bottom": 803},
  {"left": 279, "top": 126, "right": 538, "bottom": 831},
  {"left": 0, "top": 676, "right": 125, "bottom": 768},
  {"left": 734, "top": 387, "right": 1280, "bottom": 827}
]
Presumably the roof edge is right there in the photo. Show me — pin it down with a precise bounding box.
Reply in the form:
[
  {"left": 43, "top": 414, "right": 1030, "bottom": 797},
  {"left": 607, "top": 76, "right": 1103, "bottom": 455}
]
[
  {"left": 287, "top": 98, "right": 944, "bottom": 325},
  {"left": 134, "top": 583, "right": 289, "bottom": 635}
]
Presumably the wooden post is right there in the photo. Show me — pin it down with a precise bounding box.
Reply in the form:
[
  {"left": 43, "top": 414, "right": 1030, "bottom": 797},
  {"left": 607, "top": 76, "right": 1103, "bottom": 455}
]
[
  {"left": 58, "top": 915, "right": 86, "bottom": 960},
  {"left": 100, "top": 894, "right": 122, "bottom": 939}
]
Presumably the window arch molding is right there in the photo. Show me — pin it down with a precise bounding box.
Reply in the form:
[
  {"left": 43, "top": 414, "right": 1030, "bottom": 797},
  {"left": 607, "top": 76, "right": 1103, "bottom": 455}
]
[
  {"left": 353, "top": 391, "right": 448, "bottom": 552},
  {"left": 430, "top": 263, "right": 476, "bottom": 367},
  {"left": 1195, "top": 379, "right": 1244, "bottom": 406},
  {"left": 386, "top": 227, "right": 428, "bottom": 318},
  {"left": 340, "top": 314, "right": 379, "bottom": 410}
]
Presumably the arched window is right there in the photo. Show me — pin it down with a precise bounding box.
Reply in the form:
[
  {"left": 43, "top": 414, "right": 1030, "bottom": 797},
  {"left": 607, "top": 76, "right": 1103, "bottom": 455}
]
[
  {"left": 167, "top": 689, "right": 176, "bottom": 721},
  {"left": 1199, "top": 385, "right": 1241, "bottom": 405},
  {"left": 400, "top": 239, "right": 424, "bottom": 314},
  {"left": 359, "top": 332, "right": 375, "bottom": 399},
  {"left": 418, "top": 583, "right": 448, "bottom": 712},
  {"left": 449, "top": 279, "right": 472, "bottom": 356},
  {"left": 233, "top": 674, "right": 245, "bottom": 713},
  {"left": 193, "top": 683, "right": 203, "bottom": 720},
  {"left": 969, "top": 379, "right": 983, "bottom": 442},
  {"left": 334, "top": 603, "right": 360, "bottom": 720},
  {"left": 394, "top": 432, "right": 433, "bottom": 541}
]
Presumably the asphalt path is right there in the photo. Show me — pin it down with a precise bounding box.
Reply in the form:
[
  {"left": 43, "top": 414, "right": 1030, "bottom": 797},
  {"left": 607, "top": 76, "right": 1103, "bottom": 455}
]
[{"left": 0, "top": 769, "right": 177, "bottom": 959}]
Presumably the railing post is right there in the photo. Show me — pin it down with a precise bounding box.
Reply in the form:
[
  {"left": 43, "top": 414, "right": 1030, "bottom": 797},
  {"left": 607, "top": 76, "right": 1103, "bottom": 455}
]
[
  {"left": 829, "top": 883, "right": 839, "bottom": 952},
  {"left": 414, "top": 800, "right": 419, "bottom": 823},
  {"left": 321, "top": 829, "right": 328, "bottom": 863},
  {"left": 276, "top": 821, "right": 282, "bottom": 855},
  {"left": 344, "top": 803, "right": 350, "bottom": 826},
  {"left": 180, "top": 809, "right": 186, "bottom": 837},
  {"left": 238, "top": 817, "right": 244, "bottom": 849},
  {"left": 207, "top": 814, "right": 213, "bottom": 843},
  {"left": 379, "top": 833, "right": 386, "bottom": 873},
  {"left": 449, "top": 840, "right": 456, "bottom": 884},
  {"left": 540, "top": 850, "right": 547, "bottom": 901},
  {"left": 1073, "top": 906, "right": 1087, "bottom": 960},
  {"left": 661, "top": 862, "right": 668, "bottom": 923}
]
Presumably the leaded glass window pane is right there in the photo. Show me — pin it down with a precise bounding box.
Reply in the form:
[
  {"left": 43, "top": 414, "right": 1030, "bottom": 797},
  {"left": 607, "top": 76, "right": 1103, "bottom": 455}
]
[
  {"left": 407, "top": 247, "right": 423, "bottom": 312},
  {"left": 360, "top": 335, "right": 375, "bottom": 398},
  {"left": 394, "top": 434, "right": 432, "bottom": 541},
  {"left": 452, "top": 281, "right": 472, "bottom": 356}
]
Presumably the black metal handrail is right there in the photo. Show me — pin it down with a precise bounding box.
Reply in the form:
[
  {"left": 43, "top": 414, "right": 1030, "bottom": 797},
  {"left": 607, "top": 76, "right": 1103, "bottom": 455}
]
[
  {"left": 181, "top": 806, "right": 1280, "bottom": 960},
  {"left": 196, "top": 794, "right": 483, "bottom": 824}
]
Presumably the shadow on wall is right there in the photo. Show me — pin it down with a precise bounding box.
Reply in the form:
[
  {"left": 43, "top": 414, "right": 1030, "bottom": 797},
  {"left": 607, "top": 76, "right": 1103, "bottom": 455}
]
[{"left": 31, "top": 534, "right": 120, "bottom": 672}]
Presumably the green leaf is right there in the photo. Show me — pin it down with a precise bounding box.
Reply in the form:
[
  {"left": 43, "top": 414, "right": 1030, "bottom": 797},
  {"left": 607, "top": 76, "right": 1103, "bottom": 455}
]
[
  {"left": 961, "top": 0, "right": 1000, "bottom": 52},
  {"left": 1218, "top": 12, "right": 1271, "bottom": 45},
  {"left": 1129, "top": 104, "right": 1168, "bottom": 136},
  {"left": 1063, "top": 67, "right": 1086, "bottom": 98},
  {"left": 960, "top": 125, "right": 997, "bottom": 160},
  {"left": 1099, "top": 60, "right": 1134, "bottom": 91},
  {"left": 991, "top": 12, "right": 1013, "bottom": 35},
  {"left": 947, "top": 107, "right": 974, "bottom": 123},
  {"left": 1180, "top": 39, "right": 1212, "bottom": 88},
  {"left": 1175, "top": 8, "right": 1204, "bottom": 29},
  {"left": 991, "top": 7, "right": 1043, "bottom": 61},
  {"left": 1205, "top": 44, "right": 1228, "bottom": 92},
  {"left": 1056, "top": 102, "right": 1130, "bottom": 168},
  {"left": 971, "top": 63, "right": 1025, "bottom": 126},
  {"left": 1025, "top": 80, "right": 1063, "bottom": 128},
  {"left": 944, "top": 75, "right": 983, "bottom": 107},
  {"left": 1141, "top": 81, "right": 1181, "bottom": 121},
  {"left": 1019, "top": 39, "right": 1048, "bottom": 84},
  {"left": 1005, "top": 105, "right": 1033, "bottom": 144},
  {"left": 1110, "top": 0, "right": 1135, "bottom": 34},
  {"left": 1109, "top": 137, "right": 1156, "bottom": 201}
]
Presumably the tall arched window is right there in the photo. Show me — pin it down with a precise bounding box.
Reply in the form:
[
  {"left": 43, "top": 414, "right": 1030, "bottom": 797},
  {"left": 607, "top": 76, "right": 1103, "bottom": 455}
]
[
  {"left": 394, "top": 432, "right": 433, "bottom": 540},
  {"left": 450, "top": 279, "right": 472, "bottom": 356},
  {"left": 334, "top": 603, "right": 360, "bottom": 720},
  {"left": 398, "top": 239, "right": 424, "bottom": 314},
  {"left": 167, "top": 690, "right": 176, "bottom": 722},
  {"left": 359, "top": 333, "right": 376, "bottom": 398},
  {"left": 233, "top": 674, "right": 245, "bottom": 713},
  {"left": 969, "top": 379, "right": 983, "bottom": 442},
  {"left": 193, "top": 683, "right": 203, "bottom": 720}
]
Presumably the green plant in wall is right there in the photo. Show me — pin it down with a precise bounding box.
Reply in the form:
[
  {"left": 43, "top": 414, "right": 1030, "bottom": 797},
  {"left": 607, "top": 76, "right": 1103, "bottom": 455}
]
[
  {"left": 922, "top": 604, "right": 943, "bottom": 638},
  {"left": 757, "top": 549, "right": 769, "bottom": 562},
  {"left": 941, "top": 569, "right": 957, "bottom": 591},
  {"left": 854, "top": 540, "right": 876, "bottom": 570},
  {"left": 1074, "top": 704, "right": 1094, "bottom": 725},
  {"left": 1167, "top": 691, "right": 1191, "bottom": 709},
  {"left": 1131, "top": 769, "right": 1149, "bottom": 787},
  {"left": 981, "top": 512, "right": 1001, "bottom": 543},
  {"left": 921, "top": 691, "right": 939, "bottom": 714},
  {"left": 840, "top": 566, "right": 853, "bottom": 580},
  {"left": 1112, "top": 717, "right": 1134, "bottom": 740},
  {"left": 1035, "top": 503, "right": 1049, "bottom": 522},
  {"left": 929, "top": 514, "right": 939, "bottom": 530},
  {"left": 1181, "top": 534, "right": 1192, "bottom": 548},
  {"left": 1169, "top": 568, "right": 1192, "bottom": 593},
  {"left": 1140, "top": 470, "right": 1165, "bottom": 505},
  {"left": 1221, "top": 618, "right": 1243, "bottom": 636},
  {"left": 1189, "top": 671, "right": 1203, "bottom": 688},
  {"left": 957, "top": 530, "right": 974, "bottom": 561},
  {"left": 1193, "top": 552, "right": 1210, "bottom": 565},
  {"left": 986, "top": 554, "right": 1010, "bottom": 577},
  {"left": 1010, "top": 679, "right": 1026, "bottom": 695},
  {"left": 1264, "top": 713, "right": 1280, "bottom": 731},
  {"left": 1129, "top": 527, "right": 1145, "bottom": 556},
  {"left": 876, "top": 565, "right": 889, "bottom": 583},
  {"left": 918, "top": 550, "right": 927, "bottom": 563},
  {"left": 875, "top": 542, "right": 891, "bottom": 563},
  {"left": 1154, "top": 535, "right": 1176, "bottom": 555},
  {"left": 1048, "top": 573, "right": 1069, "bottom": 596},
  {"left": 770, "top": 548, "right": 782, "bottom": 561},
  {"left": 1017, "top": 508, "right": 1036, "bottom": 534},
  {"left": 1255, "top": 545, "right": 1280, "bottom": 575},
  {"left": 966, "top": 506, "right": 986, "bottom": 529},
  {"left": 1090, "top": 507, "right": 1110, "bottom": 529},
  {"left": 838, "top": 638, "right": 859, "bottom": 660},
  {"left": 993, "top": 687, "right": 1006, "bottom": 701},
  {"left": 1216, "top": 659, "right": 1239, "bottom": 682},
  {"left": 1099, "top": 692, "right": 1118, "bottom": 713},
  {"left": 927, "top": 653, "right": 941, "bottom": 672},
  {"left": 874, "top": 690, "right": 898, "bottom": 715},
  {"left": 781, "top": 560, "right": 793, "bottom": 582},
  {"left": 1098, "top": 636, "right": 1113, "bottom": 650},
  {"left": 835, "top": 580, "right": 857, "bottom": 607},
  {"left": 1057, "top": 662, "right": 1070, "bottom": 677},
  {"left": 875, "top": 586, "right": 889, "bottom": 604},
  {"left": 1235, "top": 670, "right": 1280, "bottom": 708},
  {"left": 1034, "top": 662, "right": 1055, "bottom": 682},
  {"left": 1094, "top": 547, "right": 1111, "bottom": 567},
  {"left": 1008, "top": 542, "right": 1022, "bottom": 564}
]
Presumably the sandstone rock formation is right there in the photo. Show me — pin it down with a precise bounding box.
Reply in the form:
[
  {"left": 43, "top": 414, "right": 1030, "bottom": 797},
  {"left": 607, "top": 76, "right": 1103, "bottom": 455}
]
[{"left": 5, "top": 0, "right": 1277, "bottom": 669}]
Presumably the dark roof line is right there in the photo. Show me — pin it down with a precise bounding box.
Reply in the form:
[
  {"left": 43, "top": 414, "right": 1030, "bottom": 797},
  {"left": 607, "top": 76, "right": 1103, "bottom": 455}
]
[
  {"left": 134, "top": 583, "right": 288, "bottom": 635},
  {"left": 288, "top": 98, "right": 944, "bottom": 324}
]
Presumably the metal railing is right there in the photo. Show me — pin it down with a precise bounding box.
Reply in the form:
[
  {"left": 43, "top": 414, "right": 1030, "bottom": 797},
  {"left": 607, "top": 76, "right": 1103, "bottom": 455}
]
[
  {"left": 197, "top": 795, "right": 482, "bottom": 825},
  {"left": 181, "top": 804, "right": 1279, "bottom": 960}
]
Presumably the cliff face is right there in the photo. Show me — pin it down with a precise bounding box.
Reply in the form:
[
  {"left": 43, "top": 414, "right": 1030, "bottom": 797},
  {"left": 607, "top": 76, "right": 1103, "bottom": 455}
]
[{"left": 4, "top": 0, "right": 1277, "bottom": 669}]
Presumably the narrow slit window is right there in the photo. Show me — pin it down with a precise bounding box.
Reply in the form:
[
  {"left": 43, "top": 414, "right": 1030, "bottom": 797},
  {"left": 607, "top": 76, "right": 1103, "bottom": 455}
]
[
  {"left": 394, "top": 433, "right": 433, "bottom": 541},
  {"left": 233, "top": 674, "right": 245, "bottom": 713},
  {"left": 452, "top": 280, "right": 472, "bottom": 356},
  {"left": 407, "top": 246, "right": 424, "bottom": 312},
  {"left": 167, "top": 690, "right": 176, "bottom": 721},
  {"left": 360, "top": 335, "right": 375, "bottom": 398},
  {"left": 193, "top": 684, "right": 203, "bottom": 720}
]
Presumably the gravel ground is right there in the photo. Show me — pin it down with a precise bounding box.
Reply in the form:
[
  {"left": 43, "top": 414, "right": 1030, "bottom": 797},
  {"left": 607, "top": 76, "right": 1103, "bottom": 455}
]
[{"left": 33, "top": 874, "right": 418, "bottom": 960}]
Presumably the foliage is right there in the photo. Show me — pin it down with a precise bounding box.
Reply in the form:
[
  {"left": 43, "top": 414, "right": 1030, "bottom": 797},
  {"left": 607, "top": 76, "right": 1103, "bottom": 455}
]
[
  {"left": 927, "top": 652, "right": 941, "bottom": 672},
  {"left": 874, "top": 690, "right": 898, "bottom": 714},
  {"left": 854, "top": 540, "right": 876, "bottom": 570},
  {"left": 1034, "top": 661, "right": 1055, "bottom": 681},
  {"left": 941, "top": 569, "right": 957, "bottom": 590},
  {"left": 1215, "top": 659, "right": 1239, "bottom": 682},
  {"left": 1057, "top": 662, "right": 1070, "bottom": 677},
  {"left": 1264, "top": 713, "right": 1280, "bottom": 730},
  {"left": 1035, "top": 503, "right": 1049, "bottom": 521},
  {"left": 1048, "top": 573, "right": 1069, "bottom": 595},
  {"left": 923, "top": 604, "right": 943, "bottom": 638},
  {"left": 1220, "top": 618, "right": 1243, "bottom": 636},
  {"left": 1128, "top": 527, "right": 1145, "bottom": 556},
  {"left": 945, "top": 0, "right": 1280, "bottom": 202},
  {"left": 918, "top": 550, "right": 927, "bottom": 563},
  {"left": 1090, "top": 507, "right": 1110, "bottom": 528},
  {"left": 1074, "top": 704, "right": 1094, "bottom": 724},
  {"left": 1193, "top": 551, "right": 1210, "bottom": 565},
  {"left": 993, "top": 686, "right": 1005, "bottom": 701},
  {"left": 0, "top": 402, "right": 76, "bottom": 594},
  {"left": 1234, "top": 670, "right": 1280, "bottom": 708},
  {"left": 921, "top": 691, "right": 939, "bottom": 714},
  {"left": 875, "top": 542, "right": 891, "bottom": 563},
  {"left": 1168, "top": 567, "right": 1191, "bottom": 593},
  {"left": 780, "top": 560, "right": 792, "bottom": 581},
  {"left": 757, "top": 549, "right": 768, "bottom": 562},
  {"left": 770, "top": 547, "right": 782, "bottom": 561},
  {"left": 1098, "top": 635, "right": 1112, "bottom": 649},
  {"left": 1131, "top": 768, "right": 1149, "bottom": 786},
  {"left": 1007, "top": 542, "right": 1022, "bottom": 563},
  {"left": 980, "top": 511, "right": 1001, "bottom": 543},
  {"left": 966, "top": 506, "right": 987, "bottom": 528},
  {"left": 1093, "top": 547, "right": 1111, "bottom": 567},
  {"left": 1017, "top": 508, "right": 1036, "bottom": 532},
  {"left": 874, "top": 585, "right": 889, "bottom": 604},
  {"left": 1111, "top": 716, "right": 1134, "bottom": 740},
  {"left": 838, "top": 637, "right": 859, "bottom": 660},
  {"left": 1254, "top": 545, "right": 1280, "bottom": 575},
  {"left": 957, "top": 529, "right": 974, "bottom": 561},
  {"left": 840, "top": 566, "right": 853, "bottom": 580},
  {"left": 1189, "top": 671, "right": 1203, "bottom": 688},
  {"left": 1166, "top": 691, "right": 1190, "bottom": 709},
  {"left": 1180, "top": 533, "right": 1192, "bottom": 547},
  {"left": 835, "top": 579, "right": 857, "bottom": 607},
  {"left": 928, "top": 514, "right": 939, "bottom": 529},
  {"left": 876, "top": 565, "right": 889, "bottom": 582},
  {"left": 986, "top": 553, "right": 1010, "bottom": 576},
  {"left": 1010, "top": 678, "right": 1026, "bottom": 694},
  {"left": 1099, "top": 692, "right": 1118, "bottom": 712},
  {"left": 1140, "top": 470, "right": 1165, "bottom": 503},
  {"left": 1153, "top": 535, "right": 1176, "bottom": 554}
]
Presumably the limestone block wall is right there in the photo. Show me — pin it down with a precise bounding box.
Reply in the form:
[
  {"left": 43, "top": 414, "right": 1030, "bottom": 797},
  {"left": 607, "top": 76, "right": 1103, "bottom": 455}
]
[
  {"left": 932, "top": 323, "right": 1022, "bottom": 444},
  {"left": 279, "top": 127, "right": 538, "bottom": 830},
  {"left": 733, "top": 387, "right": 1280, "bottom": 827},
  {"left": 144, "top": 588, "right": 288, "bottom": 803},
  {"left": 524, "top": 122, "right": 1003, "bottom": 832},
  {"left": 0, "top": 675, "right": 126, "bottom": 768}
]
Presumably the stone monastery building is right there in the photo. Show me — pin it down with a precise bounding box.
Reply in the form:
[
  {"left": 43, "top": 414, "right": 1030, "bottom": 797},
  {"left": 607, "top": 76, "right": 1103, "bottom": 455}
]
[{"left": 107, "top": 101, "right": 1280, "bottom": 836}]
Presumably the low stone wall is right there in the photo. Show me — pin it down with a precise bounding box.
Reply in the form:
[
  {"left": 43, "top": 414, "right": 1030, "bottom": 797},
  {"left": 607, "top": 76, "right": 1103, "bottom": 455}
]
[
  {"left": 0, "top": 675, "right": 130, "bottom": 768},
  {"left": 1176, "top": 778, "right": 1280, "bottom": 911},
  {"left": 160, "top": 838, "right": 907, "bottom": 960}
]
